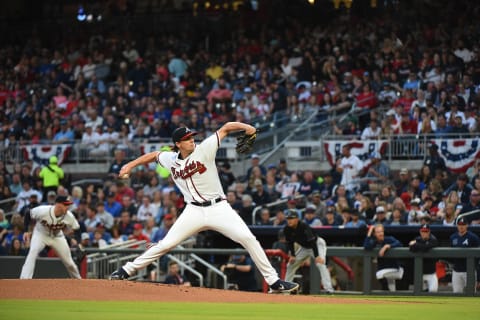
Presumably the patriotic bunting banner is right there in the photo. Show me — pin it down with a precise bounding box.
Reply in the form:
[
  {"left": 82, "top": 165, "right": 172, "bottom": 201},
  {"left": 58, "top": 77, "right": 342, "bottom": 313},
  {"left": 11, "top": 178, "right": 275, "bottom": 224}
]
[
  {"left": 323, "top": 140, "right": 389, "bottom": 166},
  {"left": 432, "top": 138, "right": 480, "bottom": 173},
  {"left": 22, "top": 144, "right": 71, "bottom": 166}
]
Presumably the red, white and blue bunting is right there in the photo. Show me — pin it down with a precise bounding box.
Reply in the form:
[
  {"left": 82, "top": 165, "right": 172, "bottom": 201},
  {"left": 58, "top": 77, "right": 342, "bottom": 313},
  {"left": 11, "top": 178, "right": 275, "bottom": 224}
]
[
  {"left": 431, "top": 138, "right": 480, "bottom": 173},
  {"left": 323, "top": 140, "right": 389, "bottom": 166},
  {"left": 22, "top": 144, "right": 71, "bottom": 166}
]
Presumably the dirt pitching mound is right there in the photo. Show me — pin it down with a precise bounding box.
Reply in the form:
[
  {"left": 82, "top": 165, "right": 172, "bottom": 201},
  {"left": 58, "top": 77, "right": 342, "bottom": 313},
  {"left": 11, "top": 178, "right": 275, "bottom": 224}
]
[{"left": 0, "top": 279, "right": 373, "bottom": 304}]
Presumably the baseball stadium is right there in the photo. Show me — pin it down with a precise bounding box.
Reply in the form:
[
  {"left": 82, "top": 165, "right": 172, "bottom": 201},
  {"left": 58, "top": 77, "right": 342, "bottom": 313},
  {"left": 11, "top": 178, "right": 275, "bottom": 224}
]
[{"left": 0, "top": 0, "right": 479, "bottom": 319}]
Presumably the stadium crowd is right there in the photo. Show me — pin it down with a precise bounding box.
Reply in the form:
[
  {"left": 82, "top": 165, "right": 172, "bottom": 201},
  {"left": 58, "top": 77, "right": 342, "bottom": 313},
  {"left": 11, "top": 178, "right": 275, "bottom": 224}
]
[{"left": 0, "top": 0, "right": 479, "bottom": 291}]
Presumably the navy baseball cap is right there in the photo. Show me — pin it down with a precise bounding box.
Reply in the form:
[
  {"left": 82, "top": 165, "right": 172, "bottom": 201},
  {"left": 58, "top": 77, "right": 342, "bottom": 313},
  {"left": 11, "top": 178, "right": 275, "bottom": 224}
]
[
  {"left": 457, "top": 217, "right": 468, "bottom": 225},
  {"left": 286, "top": 210, "right": 299, "bottom": 219},
  {"left": 56, "top": 195, "right": 73, "bottom": 206},
  {"left": 172, "top": 127, "right": 197, "bottom": 143}
]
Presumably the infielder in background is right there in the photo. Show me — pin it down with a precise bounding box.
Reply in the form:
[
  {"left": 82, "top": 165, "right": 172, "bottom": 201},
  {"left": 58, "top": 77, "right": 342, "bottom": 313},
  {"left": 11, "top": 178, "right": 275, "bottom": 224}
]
[
  {"left": 408, "top": 224, "right": 439, "bottom": 292},
  {"left": 20, "top": 195, "right": 81, "bottom": 279},
  {"left": 283, "top": 210, "right": 334, "bottom": 294},
  {"left": 110, "top": 122, "right": 299, "bottom": 294}
]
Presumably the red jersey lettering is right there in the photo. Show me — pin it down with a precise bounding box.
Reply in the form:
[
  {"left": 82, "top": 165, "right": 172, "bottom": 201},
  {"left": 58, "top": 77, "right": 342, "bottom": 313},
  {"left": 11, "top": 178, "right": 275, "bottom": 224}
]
[{"left": 171, "top": 161, "right": 207, "bottom": 179}]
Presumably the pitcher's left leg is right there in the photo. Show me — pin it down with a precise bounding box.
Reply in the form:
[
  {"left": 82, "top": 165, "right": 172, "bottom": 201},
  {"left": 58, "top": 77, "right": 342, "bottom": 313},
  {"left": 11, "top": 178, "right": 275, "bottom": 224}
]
[
  {"left": 51, "top": 237, "right": 81, "bottom": 279},
  {"left": 210, "top": 203, "right": 278, "bottom": 285}
]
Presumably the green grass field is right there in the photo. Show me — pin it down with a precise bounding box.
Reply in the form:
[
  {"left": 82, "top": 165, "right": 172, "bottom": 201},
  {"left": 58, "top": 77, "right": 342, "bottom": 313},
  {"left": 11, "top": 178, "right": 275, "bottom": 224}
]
[{"left": 1, "top": 297, "right": 479, "bottom": 320}]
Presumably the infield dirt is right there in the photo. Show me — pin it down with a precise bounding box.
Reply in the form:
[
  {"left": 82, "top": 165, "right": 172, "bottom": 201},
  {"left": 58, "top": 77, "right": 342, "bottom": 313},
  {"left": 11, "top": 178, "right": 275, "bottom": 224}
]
[{"left": 0, "top": 279, "right": 379, "bottom": 304}]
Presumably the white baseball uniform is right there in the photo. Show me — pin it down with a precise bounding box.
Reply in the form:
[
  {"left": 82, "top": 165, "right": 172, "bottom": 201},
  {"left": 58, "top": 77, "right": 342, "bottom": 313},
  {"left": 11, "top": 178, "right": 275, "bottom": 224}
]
[
  {"left": 122, "top": 132, "right": 280, "bottom": 285},
  {"left": 20, "top": 205, "right": 81, "bottom": 279}
]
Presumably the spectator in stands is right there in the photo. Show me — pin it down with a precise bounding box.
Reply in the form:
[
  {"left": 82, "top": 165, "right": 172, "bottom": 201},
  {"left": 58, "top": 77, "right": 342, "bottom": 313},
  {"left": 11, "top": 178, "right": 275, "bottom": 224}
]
[
  {"left": 221, "top": 254, "right": 258, "bottom": 291},
  {"left": 84, "top": 205, "right": 100, "bottom": 233},
  {"left": 143, "top": 175, "right": 162, "bottom": 199},
  {"left": 332, "top": 117, "right": 362, "bottom": 138},
  {"left": 136, "top": 195, "right": 157, "bottom": 223},
  {"left": 0, "top": 209, "right": 10, "bottom": 230},
  {"left": 120, "top": 195, "right": 138, "bottom": 218},
  {"left": 459, "top": 189, "right": 480, "bottom": 224},
  {"left": 344, "top": 209, "right": 366, "bottom": 228},
  {"left": 52, "top": 119, "right": 74, "bottom": 144},
  {"left": 164, "top": 260, "right": 191, "bottom": 286},
  {"left": 116, "top": 180, "right": 135, "bottom": 205},
  {"left": 108, "top": 149, "right": 128, "bottom": 180},
  {"left": 118, "top": 210, "right": 134, "bottom": 237},
  {"left": 450, "top": 115, "right": 470, "bottom": 138},
  {"left": 218, "top": 162, "right": 236, "bottom": 193},
  {"left": 92, "top": 228, "right": 108, "bottom": 248},
  {"left": 256, "top": 207, "right": 273, "bottom": 226},
  {"left": 246, "top": 154, "right": 267, "bottom": 182},
  {"left": 276, "top": 172, "right": 301, "bottom": 199},
  {"left": 276, "top": 158, "right": 292, "bottom": 181},
  {"left": 239, "top": 194, "right": 255, "bottom": 225},
  {"left": 337, "top": 144, "right": 363, "bottom": 195},
  {"left": 104, "top": 191, "right": 123, "bottom": 219},
  {"left": 370, "top": 206, "right": 389, "bottom": 225},
  {"left": 0, "top": 175, "right": 12, "bottom": 201},
  {"left": 357, "top": 196, "right": 375, "bottom": 222},
  {"left": 298, "top": 171, "right": 320, "bottom": 197},
  {"left": 321, "top": 207, "right": 341, "bottom": 226},
  {"left": 387, "top": 208, "right": 407, "bottom": 225},
  {"left": 409, "top": 224, "right": 439, "bottom": 292},
  {"left": 14, "top": 180, "right": 42, "bottom": 213},
  {"left": 303, "top": 207, "right": 322, "bottom": 227},
  {"left": 409, "top": 174, "right": 426, "bottom": 199},
  {"left": 264, "top": 171, "right": 280, "bottom": 202},
  {"left": 272, "top": 209, "right": 287, "bottom": 227},
  {"left": 356, "top": 83, "right": 377, "bottom": 109},
  {"left": 95, "top": 202, "right": 114, "bottom": 231},
  {"left": 129, "top": 223, "right": 150, "bottom": 243},
  {"left": 317, "top": 172, "right": 335, "bottom": 201},
  {"left": 8, "top": 238, "right": 27, "bottom": 256},
  {"left": 407, "top": 198, "right": 427, "bottom": 225},
  {"left": 424, "top": 144, "right": 448, "bottom": 176},
  {"left": 364, "top": 224, "right": 404, "bottom": 292},
  {"left": 9, "top": 173, "right": 22, "bottom": 197},
  {"left": 450, "top": 217, "right": 480, "bottom": 293},
  {"left": 361, "top": 120, "right": 381, "bottom": 140},
  {"left": 443, "top": 173, "right": 473, "bottom": 205},
  {"left": 251, "top": 179, "right": 271, "bottom": 207},
  {"left": 247, "top": 166, "right": 266, "bottom": 192},
  {"left": 363, "top": 152, "right": 390, "bottom": 192}
]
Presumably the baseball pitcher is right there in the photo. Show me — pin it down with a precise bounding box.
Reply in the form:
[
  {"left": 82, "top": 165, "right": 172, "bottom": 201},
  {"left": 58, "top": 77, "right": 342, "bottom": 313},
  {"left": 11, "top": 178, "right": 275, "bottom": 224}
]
[{"left": 110, "top": 122, "right": 299, "bottom": 294}]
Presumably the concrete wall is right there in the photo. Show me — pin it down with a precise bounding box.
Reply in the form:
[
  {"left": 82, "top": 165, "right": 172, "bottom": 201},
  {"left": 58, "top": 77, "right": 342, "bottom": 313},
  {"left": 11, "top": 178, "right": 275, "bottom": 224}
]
[{"left": 0, "top": 256, "right": 70, "bottom": 279}]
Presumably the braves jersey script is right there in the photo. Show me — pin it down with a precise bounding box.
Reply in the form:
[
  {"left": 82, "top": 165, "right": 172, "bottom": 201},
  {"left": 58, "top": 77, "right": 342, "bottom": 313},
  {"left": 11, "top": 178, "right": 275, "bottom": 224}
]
[
  {"left": 31, "top": 205, "right": 80, "bottom": 237},
  {"left": 157, "top": 133, "right": 224, "bottom": 203}
]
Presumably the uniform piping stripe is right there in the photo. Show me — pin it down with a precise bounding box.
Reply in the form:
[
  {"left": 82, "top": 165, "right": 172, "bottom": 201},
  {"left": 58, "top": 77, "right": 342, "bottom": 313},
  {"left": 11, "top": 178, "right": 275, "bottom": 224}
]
[{"left": 215, "top": 131, "right": 220, "bottom": 147}]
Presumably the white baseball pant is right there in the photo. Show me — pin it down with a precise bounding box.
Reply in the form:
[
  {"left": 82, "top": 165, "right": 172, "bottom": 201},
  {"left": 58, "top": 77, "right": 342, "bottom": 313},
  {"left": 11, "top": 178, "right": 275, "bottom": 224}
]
[
  {"left": 451, "top": 271, "right": 476, "bottom": 293},
  {"left": 20, "top": 231, "right": 81, "bottom": 279},
  {"left": 285, "top": 238, "right": 334, "bottom": 292},
  {"left": 376, "top": 267, "right": 404, "bottom": 292},
  {"left": 422, "top": 273, "right": 438, "bottom": 292},
  {"left": 122, "top": 200, "right": 279, "bottom": 285}
]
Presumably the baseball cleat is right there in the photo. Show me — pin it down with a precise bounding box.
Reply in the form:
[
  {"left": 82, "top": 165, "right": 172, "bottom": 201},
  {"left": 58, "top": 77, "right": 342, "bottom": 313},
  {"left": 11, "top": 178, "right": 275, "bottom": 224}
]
[
  {"left": 109, "top": 268, "right": 129, "bottom": 280},
  {"left": 268, "top": 279, "right": 299, "bottom": 294}
]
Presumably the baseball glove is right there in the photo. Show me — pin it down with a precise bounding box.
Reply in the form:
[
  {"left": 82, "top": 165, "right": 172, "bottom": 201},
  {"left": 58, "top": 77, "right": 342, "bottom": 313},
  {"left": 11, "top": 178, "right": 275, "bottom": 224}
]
[{"left": 236, "top": 131, "right": 257, "bottom": 154}]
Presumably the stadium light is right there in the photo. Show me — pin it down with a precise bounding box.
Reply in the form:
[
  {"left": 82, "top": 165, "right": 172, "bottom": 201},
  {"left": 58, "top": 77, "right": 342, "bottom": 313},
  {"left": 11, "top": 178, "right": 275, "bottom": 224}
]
[{"left": 77, "top": 6, "right": 86, "bottom": 22}]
